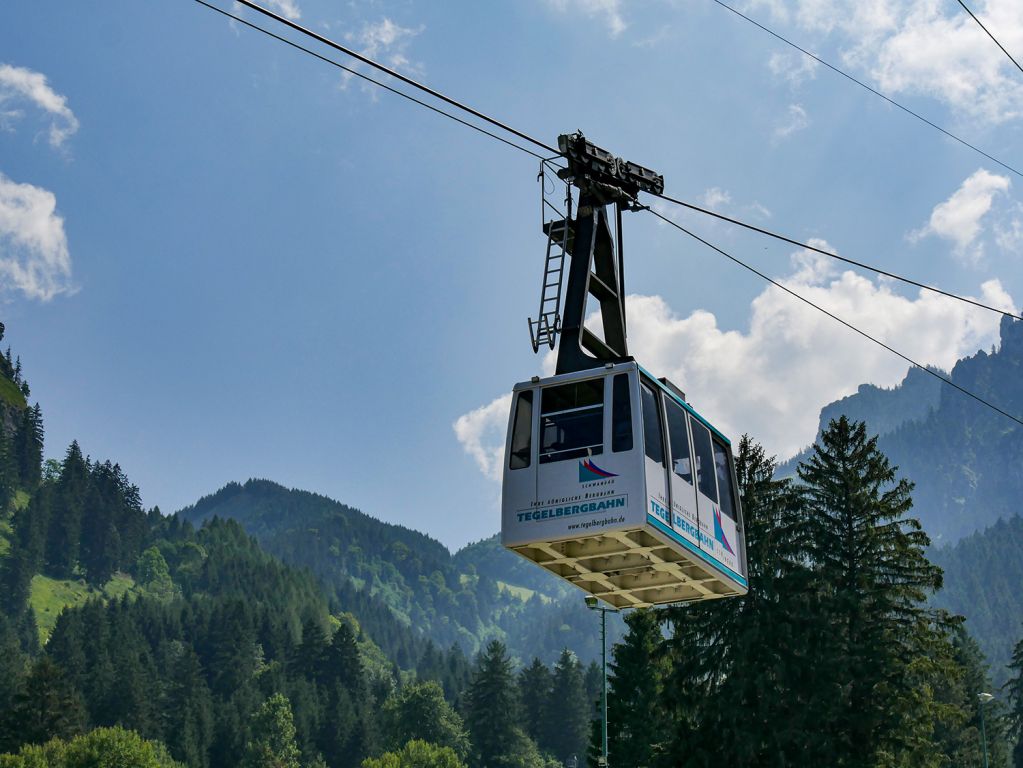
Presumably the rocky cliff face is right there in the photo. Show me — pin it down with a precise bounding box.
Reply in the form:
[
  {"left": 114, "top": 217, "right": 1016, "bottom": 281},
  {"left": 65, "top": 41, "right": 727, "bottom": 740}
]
[{"left": 779, "top": 317, "right": 1023, "bottom": 544}]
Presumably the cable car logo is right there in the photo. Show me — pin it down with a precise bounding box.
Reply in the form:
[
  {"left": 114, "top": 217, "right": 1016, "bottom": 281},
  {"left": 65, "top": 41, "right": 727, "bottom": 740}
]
[
  {"left": 713, "top": 507, "right": 735, "bottom": 555},
  {"left": 579, "top": 459, "right": 618, "bottom": 482}
]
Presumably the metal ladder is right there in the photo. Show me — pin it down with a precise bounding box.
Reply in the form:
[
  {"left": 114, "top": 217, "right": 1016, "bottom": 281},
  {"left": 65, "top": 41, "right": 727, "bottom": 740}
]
[{"left": 529, "top": 164, "right": 573, "bottom": 352}]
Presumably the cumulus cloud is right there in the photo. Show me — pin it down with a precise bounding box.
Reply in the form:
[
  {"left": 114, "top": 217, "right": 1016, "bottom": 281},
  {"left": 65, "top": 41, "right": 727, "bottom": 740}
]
[
  {"left": 340, "top": 19, "right": 424, "bottom": 92},
  {"left": 754, "top": 0, "right": 1023, "bottom": 124},
  {"left": 453, "top": 394, "right": 513, "bottom": 482},
  {"left": 0, "top": 171, "right": 74, "bottom": 301},
  {"left": 455, "top": 245, "right": 1014, "bottom": 476},
  {"left": 543, "top": 0, "right": 626, "bottom": 37},
  {"left": 774, "top": 103, "right": 809, "bottom": 140},
  {"left": 910, "top": 168, "right": 1010, "bottom": 261},
  {"left": 0, "top": 64, "right": 78, "bottom": 149}
]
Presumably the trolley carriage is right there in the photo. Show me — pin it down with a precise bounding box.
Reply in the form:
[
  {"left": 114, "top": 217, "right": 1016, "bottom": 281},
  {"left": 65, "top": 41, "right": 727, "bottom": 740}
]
[
  {"left": 500, "top": 133, "right": 749, "bottom": 607},
  {"left": 501, "top": 362, "right": 748, "bottom": 608}
]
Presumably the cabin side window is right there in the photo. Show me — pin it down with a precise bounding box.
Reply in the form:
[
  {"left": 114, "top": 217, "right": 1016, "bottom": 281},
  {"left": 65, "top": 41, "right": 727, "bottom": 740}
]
[
  {"left": 539, "top": 379, "right": 604, "bottom": 464},
  {"left": 508, "top": 391, "right": 533, "bottom": 470},
  {"left": 713, "top": 439, "right": 737, "bottom": 520},
  {"left": 611, "top": 374, "right": 633, "bottom": 453},
  {"left": 640, "top": 384, "right": 665, "bottom": 466},
  {"left": 664, "top": 398, "right": 693, "bottom": 484},
  {"left": 690, "top": 417, "right": 718, "bottom": 503}
]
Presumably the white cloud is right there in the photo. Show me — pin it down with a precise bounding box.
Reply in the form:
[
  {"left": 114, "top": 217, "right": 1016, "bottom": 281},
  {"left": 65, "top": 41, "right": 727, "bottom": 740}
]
[
  {"left": 0, "top": 171, "right": 74, "bottom": 301},
  {"left": 453, "top": 394, "right": 512, "bottom": 482},
  {"left": 341, "top": 19, "right": 424, "bottom": 92},
  {"left": 266, "top": 0, "right": 300, "bottom": 20},
  {"left": 910, "top": 168, "right": 1010, "bottom": 261},
  {"left": 774, "top": 103, "right": 809, "bottom": 140},
  {"left": 768, "top": 51, "right": 819, "bottom": 86},
  {"left": 755, "top": 0, "right": 1023, "bottom": 124},
  {"left": 456, "top": 246, "right": 1014, "bottom": 476},
  {"left": 543, "top": 0, "right": 626, "bottom": 37},
  {"left": 0, "top": 64, "right": 78, "bottom": 149},
  {"left": 701, "top": 187, "right": 732, "bottom": 209}
]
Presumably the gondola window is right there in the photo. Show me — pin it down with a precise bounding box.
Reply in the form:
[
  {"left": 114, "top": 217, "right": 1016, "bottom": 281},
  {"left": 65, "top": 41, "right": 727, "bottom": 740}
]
[
  {"left": 691, "top": 418, "right": 718, "bottom": 503},
  {"left": 713, "top": 439, "right": 736, "bottom": 520},
  {"left": 641, "top": 384, "right": 665, "bottom": 466},
  {"left": 612, "top": 374, "right": 633, "bottom": 453},
  {"left": 509, "top": 391, "right": 533, "bottom": 470},
  {"left": 539, "top": 379, "right": 604, "bottom": 464},
  {"left": 665, "top": 398, "right": 694, "bottom": 485}
]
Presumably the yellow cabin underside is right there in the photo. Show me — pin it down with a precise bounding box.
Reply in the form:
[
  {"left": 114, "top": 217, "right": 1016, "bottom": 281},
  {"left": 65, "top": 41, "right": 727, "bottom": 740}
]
[{"left": 509, "top": 526, "right": 745, "bottom": 608}]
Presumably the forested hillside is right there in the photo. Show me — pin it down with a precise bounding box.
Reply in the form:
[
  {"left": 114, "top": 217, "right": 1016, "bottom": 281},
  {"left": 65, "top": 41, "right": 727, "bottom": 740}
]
[
  {"left": 780, "top": 315, "right": 1023, "bottom": 545},
  {"left": 932, "top": 515, "right": 1023, "bottom": 687},
  {"left": 179, "top": 480, "right": 624, "bottom": 664}
]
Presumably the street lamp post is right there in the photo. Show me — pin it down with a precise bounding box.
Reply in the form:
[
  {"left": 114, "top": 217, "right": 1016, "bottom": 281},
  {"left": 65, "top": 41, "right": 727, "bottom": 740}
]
[
  {"left": 978, "top": 692, "right": 994, "bottom": 768},
  {"left": 585, "top": 596, "right": 619, "bottom": 768}
]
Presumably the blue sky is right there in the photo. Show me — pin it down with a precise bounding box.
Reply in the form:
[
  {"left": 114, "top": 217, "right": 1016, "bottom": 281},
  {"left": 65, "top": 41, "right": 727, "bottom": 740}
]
[{"left": 2, "top": 0, "right": 1021, "bottom": 548}]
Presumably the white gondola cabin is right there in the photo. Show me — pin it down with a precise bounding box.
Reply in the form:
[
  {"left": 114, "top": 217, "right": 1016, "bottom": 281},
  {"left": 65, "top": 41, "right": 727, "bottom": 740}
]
[{"left": 501, "top": 362, "right": 748, "bottom": 608}]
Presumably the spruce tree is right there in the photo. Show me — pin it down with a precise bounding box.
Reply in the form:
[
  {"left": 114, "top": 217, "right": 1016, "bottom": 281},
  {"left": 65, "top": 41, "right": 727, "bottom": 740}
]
[
  {"left": 465, "top": 639, "right": 525, "bottom": 768},
  {"left": 541, "top": 649, "right": 588, "bottom": 765},
  {"left": 517, "top": 658, "right": 551, "bottom": 749},
  {"left": 44, "top": 441, "right": 88, "bottom": 578},
  {"left": 1009, "top": 633, "right": 1023, "bottom": 768},
  {"left": 659, "top": 435, "right": 811, "bottom": 767},
  {"left": 601, "top": 609, "right": 665, "bottom": 768},
  {"left": 0, "top": 656, "right": 86, "bottom": 753},
  {"left": 798, "top": 417, "right": 946, "bottom": 767}
]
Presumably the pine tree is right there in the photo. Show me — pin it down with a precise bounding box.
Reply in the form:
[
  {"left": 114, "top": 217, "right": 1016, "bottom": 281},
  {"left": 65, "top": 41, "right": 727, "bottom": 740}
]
[
  {"left": 517, "top": 658, "right": 551, "bottom": 749},
  {"left": 1009, "top": 633, "right": 1023, "bottom": 768},
  {"left": 540, "top": 649, "right": 588, "bottom": 765},
  {"left": 659, "top": 435, "right": 811, "bottom": 767},
  {"left": 44, "top": 441, "right": 88, "bottom": 578},
  {"left": 798, "top": 417, "right": 946, "bottom": 766},
  {"left": 600, "top": 609, "right": 665, "bottom": 768},
  {"left": 0, "top": 656, "right": 86, "bottom": 753},
  {"left": 465, "top": 640, "right": 525, "bottom": 768}
]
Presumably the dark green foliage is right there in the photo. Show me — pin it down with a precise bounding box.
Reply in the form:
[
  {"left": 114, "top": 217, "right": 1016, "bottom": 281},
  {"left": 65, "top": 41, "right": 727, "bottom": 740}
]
[
  {"left": 242, "top": 693, "right": 301, "bottom": 768},
  {"left": 601, "top": 609, "right": 665, "bottom": 768},
  {"left": 465, "top": 640, "right": 526, "bottom": 768},
  {"left": 177, "top": 480, "right": 625, "bottom": 665},
  {"left": 660, "top": 434, "right": 810, "bottom": 766},
  {"left": 539, "top": 649, "right": 588, "bottom": 765},
  {"left": 380, "top": 681, "right": 469, "bottom": 759},
  {"left": 0, "top": 657, "right": 85, "bottom": 752},
  {"left": 44, "top": 442, "right": 87, "bottom": 579},
  {"left": 1009, "top": 634, "right": 1023, "bottom": 767},
  {"left": 517, "top": 658, "right": 550, "bottom": 750},
  {"left": 931, "top": 515, "right": 1023, "bottom": 687},
  {"left": 797, "top": 417, "right": 946, "bottom": 765}
]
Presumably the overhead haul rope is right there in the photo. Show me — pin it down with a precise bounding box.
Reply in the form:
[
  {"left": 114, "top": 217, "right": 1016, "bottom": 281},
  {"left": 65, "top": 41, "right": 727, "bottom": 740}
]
[
  {"left": 708, "top": 0, "right": 1023, "bottom": 180},
  {"left": 645, "top": 207, "right": 1023, "bottom": 428},
  {"left": 191, "top": 0, "right": 548, "bottom": 160},
  {"left": 651, "top": 192, "right": 1023, "bottom": 322},
  {"left": 955, "top": 0, "right": 1023, "bottom": 77},
  {"left": 193, "top": 0, "right": 1023, "bottom": 429}
]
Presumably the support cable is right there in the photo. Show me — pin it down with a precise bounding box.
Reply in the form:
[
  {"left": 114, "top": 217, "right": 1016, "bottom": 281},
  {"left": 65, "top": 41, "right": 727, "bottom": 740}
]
[
  {"left": 230, "top": 0, "right": 561, "bottom": 156},
  {"left": 645, "top": 207, "right": 1023, "bottom": 429},
  {"left": 708, "top": 0, "right": 1023, "bottom": 179},
  {"left": 955, "top": 0, "right": 1023, "bottom": 77},
  {"left": 191, "top": 0, "right": 547, "bottom": 160},
  {"left": 652, "top": 191, "right": 1023, "bottom": 322}
]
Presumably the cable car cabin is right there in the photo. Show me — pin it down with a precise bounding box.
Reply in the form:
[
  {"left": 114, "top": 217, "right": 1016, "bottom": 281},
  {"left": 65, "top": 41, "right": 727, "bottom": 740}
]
[{"left": 501, "top": 361, "right": 748, "bottom": 608}]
